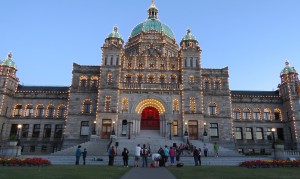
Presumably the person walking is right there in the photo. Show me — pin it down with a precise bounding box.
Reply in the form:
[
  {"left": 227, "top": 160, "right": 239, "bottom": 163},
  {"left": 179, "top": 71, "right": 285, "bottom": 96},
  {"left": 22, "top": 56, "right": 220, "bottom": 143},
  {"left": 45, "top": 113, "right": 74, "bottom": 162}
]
[
  {"left": 82, "top": 148, "right": 87, "bottom": 165},
  {"left": 214, "top": 142, "right": 219, "bottom": 157},
  {"left": 204, "top": 144, "right": 208, "bottom": 157},
  {"left": 197, "top": 147, "right": 201, "bottom": 166},
  {"left": 169, "top": 147, "right": 175, "bottom": 166},
  {"left": 122, "top": 148, "right": 129, "bottom": 167},
  {"left": 134, "top": 144, "right": 141, "bottom": 167},
  {"left": 141, "top": 144, "right": 149, "bottom": 167},
  {"left": 75, "top": 145, "right": 82, "bottom": 165},
  {"left": 192, "top": 146, "right": 199, "bottom": 166},
  {"left": 108, "top": 146, "right": 116, "bottom": 166}
]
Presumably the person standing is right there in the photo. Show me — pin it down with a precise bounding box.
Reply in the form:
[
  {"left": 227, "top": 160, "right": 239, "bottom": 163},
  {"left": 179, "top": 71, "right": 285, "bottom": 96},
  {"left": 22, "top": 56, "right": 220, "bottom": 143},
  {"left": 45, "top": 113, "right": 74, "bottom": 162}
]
[
  {"left": 197, "top": 147, "right": 201, "bottom": 166},
  {"left": 214, "top": 142, "right": 219, "bottom": 157},
  {"left": 82, "top": 148, "right": 87, "bottom": 165},
  {"left": 75, "top": 145, "right": 82, "bottom": 165},
  {"left": 108, "top": 146, "right": 116, "bottom": 166},
  {"left": 122, "top": 148, "right": 129, "bottom": 167},
  {"left": 192, "top": 146, "right": 199, "bottom": 166},
  {"left": 141, "top": 144, "right": 149, "bottom": 167},
  {"left": 204, "top": 144, "right": 208, "bottom": 157},
  {"left": 175, "top": 147, "right": 181, "bottom": 165},
  {"left": 134, "top": 144, "right": 141, "bottom": 167},
  {"left": 163, "top": 145, "right": 169, "bottom": 166},
  {"left": 169, "top": 147, "right": 175, "bottom": 166}
]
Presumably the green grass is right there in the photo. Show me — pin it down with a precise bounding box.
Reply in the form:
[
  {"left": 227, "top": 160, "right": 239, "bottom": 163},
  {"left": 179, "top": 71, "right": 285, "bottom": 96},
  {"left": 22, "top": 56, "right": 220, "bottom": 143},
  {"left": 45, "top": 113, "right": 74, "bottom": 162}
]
[
  {"left": 168, "top": 166, "right": 300, "bottom": 179},
  {"left": 0, "top": 165, "right": 129, "bottom": 179}
]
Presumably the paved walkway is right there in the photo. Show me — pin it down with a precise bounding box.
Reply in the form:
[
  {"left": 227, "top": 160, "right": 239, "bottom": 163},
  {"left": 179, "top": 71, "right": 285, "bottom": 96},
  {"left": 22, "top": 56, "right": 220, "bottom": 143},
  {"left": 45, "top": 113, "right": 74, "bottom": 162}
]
[{"left": 120, "top": 167, "right": 176, "bottom": 179}]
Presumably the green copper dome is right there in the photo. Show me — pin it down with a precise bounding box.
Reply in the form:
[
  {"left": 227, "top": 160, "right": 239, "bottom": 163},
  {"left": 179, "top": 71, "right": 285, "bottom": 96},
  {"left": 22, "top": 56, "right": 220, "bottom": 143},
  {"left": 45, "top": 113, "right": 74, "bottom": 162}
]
[
  {"left": 130, "top": 1, "right": 175, "bottom": 39},
  {"left": 107, "top": 26, "right": 122, "bottom": 40},
  {"left": 1, "top": 52, "right": 17, "bottom": 69},
  {"left": 182, "top": 29, "right": 197, "bottom": 41},
  {"left": 130, "top": 19, "right": 175, "bottom": 39},
  {"left": 281, "top": 61, "right": 297, "bottom": 75}
]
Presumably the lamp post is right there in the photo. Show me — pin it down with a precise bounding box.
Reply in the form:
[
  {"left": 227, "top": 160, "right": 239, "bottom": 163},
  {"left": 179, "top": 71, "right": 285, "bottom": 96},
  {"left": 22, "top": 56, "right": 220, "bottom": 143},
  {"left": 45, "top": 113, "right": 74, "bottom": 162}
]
[
  {"left": 128, "top": 122, "right": 133, "bottom": 139},
  {"left": 92, "top": 120, "right": 96, "bottom": 135},
  {"left": 111, "top": 121, "right": 115, "bottom": 135},
  {"left": 271, "top": 128, "right": 276, "bottom": 159},
  {"left": 184, "top": 122, "right": 188, "bottom": 136},
  {"left": 167, "top": 122, "right": 172, "bottom": 140},
  {"left": 203, "top": 122, "right": 207, "bottom": 136},
  {"left": 16, "top": 124, "right": 22, "bottom": 157}
]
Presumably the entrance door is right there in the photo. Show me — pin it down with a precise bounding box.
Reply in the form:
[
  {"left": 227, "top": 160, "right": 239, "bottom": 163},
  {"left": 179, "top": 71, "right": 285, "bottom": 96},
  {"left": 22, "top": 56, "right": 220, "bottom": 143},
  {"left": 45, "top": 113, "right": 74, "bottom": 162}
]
[
  {"left": 141, "top": 107, "right": 160, "bottom": 130},
  {"left": 188, "top": 120, "right": 198, "bottom": 140},
  {"left": 101, "top": 119, "right": 112, "bottom": 139}
]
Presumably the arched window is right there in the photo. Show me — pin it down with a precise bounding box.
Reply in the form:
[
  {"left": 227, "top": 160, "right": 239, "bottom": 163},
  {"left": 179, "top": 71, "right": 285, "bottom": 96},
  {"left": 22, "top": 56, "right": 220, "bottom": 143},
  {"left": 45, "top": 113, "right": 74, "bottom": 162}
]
[
  {"left": 36, "top": 104, "right": 44, "bottom": 117},
  {"left": 215, "top": 79, "right": 221, "bottom": 90},
  {"left": 13, "top": 104, "right": 22, "bottom": 117},
  {"left": 104, "top": 96, "right": 111, "bottom": 112},
  {"left": 253, "top": 108, "right": 261, "bottom": 120},
  {"left": 122, "top": 98, "right": 129, "bottom": 111},
  {"left": 79, "top": 76, "right": 87, "bottom": 87},
  {"left": 189, "top": 75, "right": 195, "bottom": 84},
  {"left": 159, "top": 75, "right": 166, "bottom": 83},
  {"left": 204, "top": 79, "right": 210, "bottom": 90},
  {"left": 47, "top": 105, "right": 55, "bottom": 118},
  {"left": 274, "top": 108, "right": 282, "bottom": 121},
  {"left": 57, "top": 105, "right": 66, "bottom": 118},
  {"left": 171, "top": 74, "right": 177, "bottom": 83},
  {"left": 25, "top": 104, "right": 33, "bottom": 117},
  {"left": 233, "top": 108, "right": 241, "bottom": 120},
  {"left": 90, "top": 76, "right": 98, "bottom": 88},
  {"left": 82, "top": 99, "right": 92, "bottom": 114},
  {"left": 137, "top": 74, "right": 143, "bottom": 83},
  {"left": 263, "top": 108, "right": 271, "bottom": 120},
  {"left": 125, "top": 74, "right": 132, "bottom": 83},
  {"left": 208, "top": 103, "right": 217, "bottom": 115},
  {"left": 190, "top": 97, "right": 196, "bottom": 113},
  {"left": 243, "top": 108, "right": 251, "bottom": 120},
  {"left": 148, "top": 74, "right": 155, "bottom": 83},
  {"left": 107, "top": 73, "right": 113, "bottom": 83}
]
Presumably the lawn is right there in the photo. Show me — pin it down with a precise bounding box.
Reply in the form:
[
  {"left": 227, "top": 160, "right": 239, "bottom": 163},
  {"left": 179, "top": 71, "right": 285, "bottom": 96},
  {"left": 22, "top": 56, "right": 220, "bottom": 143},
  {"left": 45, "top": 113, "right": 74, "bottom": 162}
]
[
  {"left": 168, "top": 166, "right": 300, "bottom": 179},
  {"left": 0, "top": 165, "right": 129, "bottom": 179}
]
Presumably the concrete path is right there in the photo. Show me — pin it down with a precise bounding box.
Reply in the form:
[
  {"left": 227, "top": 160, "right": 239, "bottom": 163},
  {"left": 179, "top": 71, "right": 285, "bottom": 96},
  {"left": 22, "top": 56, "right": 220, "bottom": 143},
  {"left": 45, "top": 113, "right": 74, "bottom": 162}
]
[{"left": 120, "top": 167, "right": 176, "bottom": 179}]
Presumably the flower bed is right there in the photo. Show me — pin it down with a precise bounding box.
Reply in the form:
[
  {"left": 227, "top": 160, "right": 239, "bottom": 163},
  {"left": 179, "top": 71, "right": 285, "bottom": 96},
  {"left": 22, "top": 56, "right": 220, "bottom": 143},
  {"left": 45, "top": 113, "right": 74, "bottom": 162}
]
[
  {"left": 0, "top": 157, "right": 51, "bottom": 167},
  {"left": 239, "top": 159, "right": 300, "bottom": 168}
]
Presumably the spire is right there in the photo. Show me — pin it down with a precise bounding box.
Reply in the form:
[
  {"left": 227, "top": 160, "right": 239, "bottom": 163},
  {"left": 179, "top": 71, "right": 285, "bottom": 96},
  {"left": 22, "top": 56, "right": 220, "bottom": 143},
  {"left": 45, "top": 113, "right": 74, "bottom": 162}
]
[
  {"left": 7, "top": 52, "right": 12, "bottom": 59},
  {"left": 148, "top": 0, "right": 158, "bottom": 19}
]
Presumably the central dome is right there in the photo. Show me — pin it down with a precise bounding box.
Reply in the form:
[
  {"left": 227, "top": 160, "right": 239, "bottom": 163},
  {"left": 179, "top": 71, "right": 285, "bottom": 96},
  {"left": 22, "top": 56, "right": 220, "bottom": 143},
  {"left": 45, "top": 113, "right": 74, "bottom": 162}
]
[
  {"left": 130, "top": 1, "right": 175, "bottom": 40},
  {"left": 130, "top": 19, "right": 174, "bottom": 39}
]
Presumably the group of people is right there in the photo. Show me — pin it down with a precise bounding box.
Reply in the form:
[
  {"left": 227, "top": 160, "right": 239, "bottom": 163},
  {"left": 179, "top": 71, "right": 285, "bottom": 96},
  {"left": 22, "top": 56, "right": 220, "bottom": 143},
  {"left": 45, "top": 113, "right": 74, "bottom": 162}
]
[
  {"left": 75, "top": 142, "right": 220, "bottom": 166},
  {"left": 75, "top": 145, "right": 87, "bottom": 165}
]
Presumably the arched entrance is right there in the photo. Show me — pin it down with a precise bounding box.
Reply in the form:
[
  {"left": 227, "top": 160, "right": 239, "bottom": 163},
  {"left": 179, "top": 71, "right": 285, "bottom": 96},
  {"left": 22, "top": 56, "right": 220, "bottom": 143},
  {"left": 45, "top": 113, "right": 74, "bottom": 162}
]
[{"left": 141, "top": 107, "right": 160, "bottom": 130}]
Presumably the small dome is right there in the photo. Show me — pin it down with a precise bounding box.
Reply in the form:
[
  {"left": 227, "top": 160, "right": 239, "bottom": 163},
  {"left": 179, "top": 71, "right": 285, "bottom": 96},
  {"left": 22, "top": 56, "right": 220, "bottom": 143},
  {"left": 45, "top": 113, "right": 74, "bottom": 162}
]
[
  {"left": 182, "top": 29, "right": 197, "bottom": 41},
  {"left": 130, "top": 19, "right": 175, "bottom": 39},
  {"left": 107, "top": 26, "right": 123, "bottom": 40},
  {"left": 281, "top": 61, "right": 297, "bottom": 75},
  {"left": 1, "top": 52, "right": 17, "bottom": 69}
]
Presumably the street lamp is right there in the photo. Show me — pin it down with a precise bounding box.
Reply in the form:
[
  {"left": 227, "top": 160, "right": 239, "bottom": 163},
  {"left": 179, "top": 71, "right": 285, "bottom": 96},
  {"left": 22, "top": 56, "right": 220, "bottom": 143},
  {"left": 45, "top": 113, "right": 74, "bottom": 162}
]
[
  {"left": 167, "top": 122, "right": 172, "bottom": 140},
  {"left": 271, "top": 128, "right": 276, "bottom": 159},
  {"left": 184, "top": 122, "right": 188, "bottom": 136},
  {"left": 92, "top": 120, "right": 96, "bottom": 135},
  {"left": 111, "top": 121, "right": 115, "bottom": 135},
  {"left": 203, "top": 122, "right": 207, "bottom": 136},
  {"left": 128, "top": 122, "right": 133, "bottom": 139},
  {"left": 16, "top": 124, "right": 22, "bottom": 157}
]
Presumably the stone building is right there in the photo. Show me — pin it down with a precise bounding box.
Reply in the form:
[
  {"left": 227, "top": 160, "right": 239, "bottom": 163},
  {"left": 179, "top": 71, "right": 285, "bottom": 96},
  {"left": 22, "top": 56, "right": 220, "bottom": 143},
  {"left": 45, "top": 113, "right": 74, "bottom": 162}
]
[{"left": 0, "top": 1, "right": 299, "bottom": 154}]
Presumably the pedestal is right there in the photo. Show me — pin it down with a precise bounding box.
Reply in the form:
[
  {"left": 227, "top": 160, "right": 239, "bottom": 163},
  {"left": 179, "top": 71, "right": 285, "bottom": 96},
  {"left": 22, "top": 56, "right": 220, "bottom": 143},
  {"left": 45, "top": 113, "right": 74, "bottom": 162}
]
[
  {"left": 274, "top": 145, "right": 284, "bottom": 160},
  {"left": 183, "top": 136, "right": 189, "bottom": 143},
  {"left": 203, "top": 136, "right": 209, "bottom": 143}
]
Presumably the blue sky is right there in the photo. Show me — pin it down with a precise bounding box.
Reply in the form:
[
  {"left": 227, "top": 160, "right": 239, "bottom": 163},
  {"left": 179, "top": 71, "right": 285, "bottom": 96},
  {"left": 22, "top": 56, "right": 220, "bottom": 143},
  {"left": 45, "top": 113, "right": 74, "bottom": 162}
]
[{"left": 0, "top": 0, "right": 299, "bottom": 90}]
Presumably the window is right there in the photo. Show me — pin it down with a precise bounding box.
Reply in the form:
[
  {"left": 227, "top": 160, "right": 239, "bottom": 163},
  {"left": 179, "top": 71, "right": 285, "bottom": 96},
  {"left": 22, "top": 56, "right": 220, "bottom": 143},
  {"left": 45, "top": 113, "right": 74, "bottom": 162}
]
[
  {"left": 138, "top": 63, "right": 143, "bottom": 68},
  {"left": 267, "top": 128, "right": 273, "bottom": 140},
  {"left": 210, "top": 123, "right": 219, "bottom": 138},
  {"left": 137, "top": 75, "right": 143, "bottom": 83},
  {"left": 122, "top": 98, "right": 129, "bottom": 111},
  {"left": 204, "top": 80, "right": 210, "bottom": 90},
  {"left": 21, "top": 124, "right": 29, "bottom": 138},
  {"left": 36, "top": 105, "right": 44, "bottom": 117},
  {"left": 14, "top": 104, "right": 22, "bottom": 116},
  {"left": 208, "top": 103, "right": 217, "bottom": 115},
  {"left": 235, "top": 127, "right": 243, "bottom": 140},
  {"left": 104, "top": 56, "right": 108, "bottom": 65},
  {"left": 274, "top": 109, "right": 281, "bottom": 121},
  {"left": 121, "top": 120, "right": 127, "bottom": 136},
  {"left": 256, "top": 127, "right": 263, "bottom": 140},
  {"left": 215, "top": 80, "right": 221, "bottom": 90},
  {"left": 58, "top": 105, "right": 66, "bottom": 118},
  {"left": 116, "top": 55, "right": 119, "bottom": 65},
  {"left": 243, "top": 109, "right": 251, "bottom": 120},
  {"left": 32, "top": 124, "right": 40, "bottom": 138},
  {"left": 238, "top": 148, "right": 244, "bottom": 154},
  {"left": 190, "top": 97, "right": 196, "bottom": 113},
  {"left": 47, "top": 105, "right": 55, "bottom": 118},
  {"left": 149, "top": 63, "right": 154, "bottom": 69},
  {"left": 110, "top": 56, "right": 113, "bottom": 65},
  {"left": 245, "top": 127, "right": 253, "bottom": 140},
  {"left": 125, "top": 75, "right": 132, "bottom": 83},
  {"left": 190, "top": 57, "right": 193, "bottom": 67},
  {"left": 189, "top": 75, "right": 195, "bottom": 84},
  {"left": 253, "top": 108, "right": 261, "bottom": 120},
  {"left": 233, "top": 108, "right": 240, "bottom": 120},
  {"left": 54, "top": 124, "right": 63, "bottom": 138},
  {"left": 173, "top": 99, "right": 179, "bottom": 112},
  {"left": 90, "top": 76, "right": 98, "bottom": 87},
  {"left": 43, "top": 124, "right": 51, "bottom": 138},
  {"left": 263, "top": 109, "right": 271, "bottom": 120},
  {"left": 184, "top": 58, "right": 187, "bottom": 67},
  {"left": 127, "top": 62, "right": 132, "bottom": 68},
  {"left": 148, "top": 74, "right": 155, "bottom": 83},
  {"left": 105, "top": 96, "right": 111, "bottom": 112},
  {"left": 107, "top": 73, "right": 113, "bottom": 83},
  {"left": 159, "top": 75, "right": 165, "bottom": 83},
  {"left": 83, "top": 100, "right": 92, "bottom": 114},
  {"left": 79, "top": 76, "right": 87, "bottom": 87},
  {"left": 80, "top": 121, "right": 89, "bottom": 136},
  {"left": 41, "top": 146, "right": 47, "bottom": 153},
  {"left": 171, "top": 75, "right": 177, "bottom": 83},
  {"left": 173, "top": 120, "right": 178, "bottom": 136},
  {"left": 25, "top": 104, "right": 33, "bottom": 117}
]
